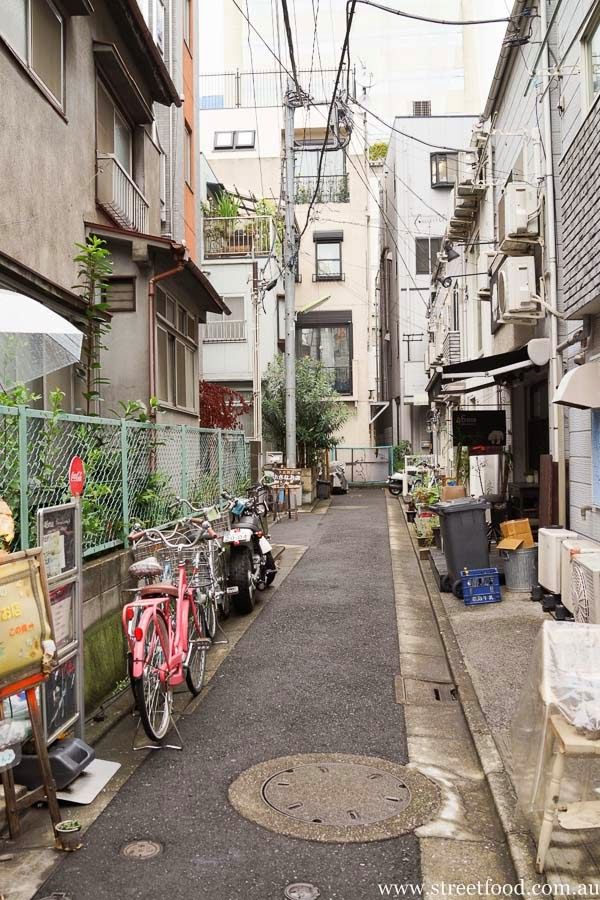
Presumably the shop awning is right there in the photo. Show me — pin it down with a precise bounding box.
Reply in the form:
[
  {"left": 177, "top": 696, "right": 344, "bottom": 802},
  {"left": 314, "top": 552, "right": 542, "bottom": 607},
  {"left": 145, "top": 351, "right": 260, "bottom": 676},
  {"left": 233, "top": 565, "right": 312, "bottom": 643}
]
[
  {"left": 442, "top": 339, "right": 550, "bottom": 382},
  {"left": 553, "top": 360, "right": 600, "bottom": 410}
]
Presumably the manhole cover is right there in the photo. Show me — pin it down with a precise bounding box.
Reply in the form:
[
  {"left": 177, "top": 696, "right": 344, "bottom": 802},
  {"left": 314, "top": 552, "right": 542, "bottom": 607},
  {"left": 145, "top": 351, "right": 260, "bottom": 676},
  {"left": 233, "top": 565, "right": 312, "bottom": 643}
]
[
  {"left": 121, "top": 839, "right": 163, "bottom": 859},
  {"left": 229, "top": 753, "right": 440, "bottom": 843},
  {"left": 284, "top": 884, "right": 320, "bottom": 900},
  {"left": 263, "top": 762, "right": 411, "bottom": 825}
]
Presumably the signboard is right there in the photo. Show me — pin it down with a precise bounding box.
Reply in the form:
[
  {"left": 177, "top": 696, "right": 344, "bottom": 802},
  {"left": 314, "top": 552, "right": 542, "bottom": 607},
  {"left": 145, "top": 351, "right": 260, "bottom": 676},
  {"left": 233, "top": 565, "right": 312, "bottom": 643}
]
[
  {"left": 0, "top": 551, "right": 54, "bottom": 689},
  {"left": 68, "top": 456, "right": 85, "bottom": 497},
  {"left": 39, "top": 503, "right": 77, "bottom": 582},
  {"left": 44, "top": 653, "right": 78, "bottom": 743},
  {"left": 452, "top": 410, "right": 506, "bottom": 455},
  {"left": 49, "top": 581, "right": 76, "bottom": 653}
]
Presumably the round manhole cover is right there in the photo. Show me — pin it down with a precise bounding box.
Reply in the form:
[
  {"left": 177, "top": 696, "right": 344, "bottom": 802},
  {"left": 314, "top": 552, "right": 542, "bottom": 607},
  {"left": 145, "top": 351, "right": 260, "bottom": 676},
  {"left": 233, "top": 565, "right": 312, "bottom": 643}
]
[
  {"left": 229, "top": 753, "right": 440, "bottom": 843},
  {"left": 284, "top": 884, "right": 320, "bottom": 900},
  {"left": 121, "top": 839, "right": 163, "bottom": 860},
  {"left": 263, "top": 762, "right": 411, "bottom": 825}
]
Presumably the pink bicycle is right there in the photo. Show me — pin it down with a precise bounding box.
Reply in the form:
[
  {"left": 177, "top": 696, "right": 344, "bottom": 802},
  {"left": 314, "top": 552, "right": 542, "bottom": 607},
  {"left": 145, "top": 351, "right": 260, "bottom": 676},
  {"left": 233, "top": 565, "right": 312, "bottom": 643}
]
[{"left": 122, "top": 527, "right": 212, "bottom": 742}]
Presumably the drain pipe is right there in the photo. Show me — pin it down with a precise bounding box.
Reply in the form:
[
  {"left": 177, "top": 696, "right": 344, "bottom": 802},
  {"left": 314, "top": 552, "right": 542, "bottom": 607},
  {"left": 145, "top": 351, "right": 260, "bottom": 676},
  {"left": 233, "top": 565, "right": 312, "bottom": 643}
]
[
  {"left": 148, "top": 248, "right": 187, "bottom": 402},
  {"left": 539, "top": 0, "right": 566, "bottom": 526}
]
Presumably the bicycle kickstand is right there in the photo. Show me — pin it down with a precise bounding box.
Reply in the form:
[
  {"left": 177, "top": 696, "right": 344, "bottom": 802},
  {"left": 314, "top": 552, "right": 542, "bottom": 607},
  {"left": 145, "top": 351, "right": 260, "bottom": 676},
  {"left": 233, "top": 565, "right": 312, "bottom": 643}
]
[{"left": 131, "top": 712, "right": 184, "bottom": 752}]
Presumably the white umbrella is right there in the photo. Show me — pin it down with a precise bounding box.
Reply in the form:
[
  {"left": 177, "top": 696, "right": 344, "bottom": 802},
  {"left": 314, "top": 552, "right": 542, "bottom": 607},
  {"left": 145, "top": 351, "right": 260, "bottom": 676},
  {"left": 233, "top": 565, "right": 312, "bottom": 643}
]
[{"left": 0, "top": 289, "right": 84, "bottom": 389}]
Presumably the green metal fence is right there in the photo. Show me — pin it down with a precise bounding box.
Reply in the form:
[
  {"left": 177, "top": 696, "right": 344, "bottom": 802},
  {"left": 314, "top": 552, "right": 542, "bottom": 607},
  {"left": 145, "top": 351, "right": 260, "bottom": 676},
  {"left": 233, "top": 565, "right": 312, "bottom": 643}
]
[
  {"left": 0, "top": 406, "right": 249, "bottom": 558},
  {"left": 330, "top": 446, "right": 393, "bottom": 484}
]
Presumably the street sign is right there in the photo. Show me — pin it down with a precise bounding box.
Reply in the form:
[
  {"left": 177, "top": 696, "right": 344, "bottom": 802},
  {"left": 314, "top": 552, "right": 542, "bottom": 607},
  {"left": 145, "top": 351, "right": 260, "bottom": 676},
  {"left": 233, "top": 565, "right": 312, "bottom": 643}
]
[
  {"left": 68, "top": 456, "right": 85, "bottom": 497},
  {"left": 452, "top": 410, "right": 506, "bottom": 455}
]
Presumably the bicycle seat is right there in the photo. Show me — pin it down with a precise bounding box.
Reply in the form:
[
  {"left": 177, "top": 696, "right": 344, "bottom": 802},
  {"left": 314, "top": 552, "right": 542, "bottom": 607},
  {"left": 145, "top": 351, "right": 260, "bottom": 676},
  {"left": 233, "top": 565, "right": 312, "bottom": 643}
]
[
  {"left": 138, "top": 583, "right": 180, "bottom": 598},
  {"left": 129, "top": 557, "right": 163, "bottom": 579}
]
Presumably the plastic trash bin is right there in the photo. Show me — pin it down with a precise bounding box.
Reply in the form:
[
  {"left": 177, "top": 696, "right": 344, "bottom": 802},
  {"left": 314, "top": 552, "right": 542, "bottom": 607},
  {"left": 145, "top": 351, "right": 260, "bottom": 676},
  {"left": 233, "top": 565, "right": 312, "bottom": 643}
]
[
  {"left": 429, "top": 497, "right": 490, "bottom": 597},
  {"left": 316, "top": 479, "right": 331, "bottom": 500}
]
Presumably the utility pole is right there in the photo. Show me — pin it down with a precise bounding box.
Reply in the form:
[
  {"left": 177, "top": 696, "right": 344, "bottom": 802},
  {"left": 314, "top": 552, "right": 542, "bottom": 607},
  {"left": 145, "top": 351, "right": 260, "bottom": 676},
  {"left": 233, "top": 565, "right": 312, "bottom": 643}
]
[
  {"left": 284, "top": 76, "right": 297, "bottom": 468},
  {"left": 251, "top": 262, "right": 261, "bottom": 450}
]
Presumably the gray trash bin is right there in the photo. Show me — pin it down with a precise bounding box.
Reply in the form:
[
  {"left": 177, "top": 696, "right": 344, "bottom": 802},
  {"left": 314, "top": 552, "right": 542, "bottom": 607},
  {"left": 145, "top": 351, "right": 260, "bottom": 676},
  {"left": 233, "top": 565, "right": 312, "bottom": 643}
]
[
  {"left": 430, "top": 497, "right": 490, "bottom": 597},
  {"left": 501, "top": 545, "right": 538, "bottom": 592}
]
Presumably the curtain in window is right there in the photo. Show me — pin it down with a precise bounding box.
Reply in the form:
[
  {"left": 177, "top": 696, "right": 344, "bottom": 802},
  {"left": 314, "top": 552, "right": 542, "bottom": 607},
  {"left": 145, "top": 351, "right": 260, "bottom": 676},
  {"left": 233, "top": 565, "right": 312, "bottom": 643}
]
[{"left": 31, "top": 0, "right": 62, "bottom": 102}]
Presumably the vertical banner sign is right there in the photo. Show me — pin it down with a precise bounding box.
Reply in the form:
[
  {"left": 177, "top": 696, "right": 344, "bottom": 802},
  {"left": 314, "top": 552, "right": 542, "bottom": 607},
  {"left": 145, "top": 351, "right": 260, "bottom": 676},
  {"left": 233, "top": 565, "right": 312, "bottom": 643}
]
[{"left": 38, "top": 462, "right": 85, "bottom": 742}]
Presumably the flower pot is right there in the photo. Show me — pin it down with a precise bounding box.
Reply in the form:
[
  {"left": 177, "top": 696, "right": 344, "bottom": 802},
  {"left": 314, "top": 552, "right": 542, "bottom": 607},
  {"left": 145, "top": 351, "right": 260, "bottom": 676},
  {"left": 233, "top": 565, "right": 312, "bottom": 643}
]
[
  {"left": 407, "top": 510, "right": 416, "bottom": 523},
  {"left": 55, "top": 820, "right": 82, "bottom": 851}
]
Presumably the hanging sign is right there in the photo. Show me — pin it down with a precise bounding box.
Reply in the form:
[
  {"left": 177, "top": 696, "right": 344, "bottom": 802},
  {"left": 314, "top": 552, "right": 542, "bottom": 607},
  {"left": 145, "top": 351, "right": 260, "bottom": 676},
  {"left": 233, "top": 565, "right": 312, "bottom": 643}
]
[
  {"left": 452, "top": 410, "right": 507, "bottom": 455},
  {"left": 0, "top": 551, "right": 54, "bottom": 689},
  {"left": 68, "top": 456, "right": 85, "bottom": 497}
]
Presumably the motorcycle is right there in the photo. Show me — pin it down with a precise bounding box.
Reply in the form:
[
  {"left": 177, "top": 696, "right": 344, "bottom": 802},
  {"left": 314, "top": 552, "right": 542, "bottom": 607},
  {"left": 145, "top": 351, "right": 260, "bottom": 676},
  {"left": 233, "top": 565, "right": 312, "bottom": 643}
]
[
  {"left": 331, "top": 463, "right": 348, "bottom": 494},
  {"left": 221, "top": 488, "right": 277, "bottom": 614},
  {"left": 386, "top": 471, "right": 404, "bottom": 497}
]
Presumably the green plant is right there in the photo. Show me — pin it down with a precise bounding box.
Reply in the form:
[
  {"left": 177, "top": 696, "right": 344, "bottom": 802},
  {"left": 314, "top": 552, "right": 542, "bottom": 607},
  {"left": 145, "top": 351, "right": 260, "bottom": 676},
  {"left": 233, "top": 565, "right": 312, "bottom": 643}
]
[
  {"left": 392, "top": 441, "right": 412, "bottom": 472},
  {"left": 262, "top": 355, "right": 350, "bottom": 467},
  {"left": 454, "top": 444, "right": 470, "bottom": 487},
  {"left": 72, "top": 236, "right": 113, "bottom": 415},
  {"left": 202, "top": 191, "right": 241, "bottom": 219},
  {"left": 369, "top": 141, "right": 388, "bottom": 162}
]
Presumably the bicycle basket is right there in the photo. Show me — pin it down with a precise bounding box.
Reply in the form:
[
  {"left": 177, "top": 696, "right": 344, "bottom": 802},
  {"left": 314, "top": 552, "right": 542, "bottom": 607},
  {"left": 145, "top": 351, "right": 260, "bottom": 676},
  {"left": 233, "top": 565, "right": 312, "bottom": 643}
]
[{"left": 155, "top": 544, "right": 212, "bottom": 587}]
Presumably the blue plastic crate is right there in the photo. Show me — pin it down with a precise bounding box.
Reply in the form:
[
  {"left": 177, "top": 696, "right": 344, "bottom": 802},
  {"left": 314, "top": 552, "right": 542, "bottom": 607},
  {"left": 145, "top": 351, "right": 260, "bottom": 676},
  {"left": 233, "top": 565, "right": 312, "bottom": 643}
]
[{"left": 460, "top": 567, "right": 501, "bottom": 606}]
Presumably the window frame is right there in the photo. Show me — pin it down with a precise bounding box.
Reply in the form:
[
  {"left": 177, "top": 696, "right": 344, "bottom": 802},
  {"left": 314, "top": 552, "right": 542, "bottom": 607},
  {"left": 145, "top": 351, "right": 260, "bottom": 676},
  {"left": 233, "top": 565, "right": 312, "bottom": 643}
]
[
  {"left": 415, "top": 237, "right": 442, "bottom": 275},
  {"left": 96, "top": 78, "right": 134, "bottom": 175},
  {"left": 582, "top": 4, "right": 600, "bottom": 113},
  {"left": 412, "top": 100, "right": 431, "bottom": 117},
  {"left": 430, "top": 152, "right": 458, "bottom": 188},
  {"left": 314, "top": 239, "right": 343, "bottom": 281},
  {"left": 155, "top": 288, "right": 198, "bottom": 413},
  {"left": 183, "top": 0, "right": 192, "bottom": 48},
  {"left": 0, "top": 0, "right": 65, "bottom": 111},
  {"left": 184, "top": 123, "right": 193, "bottom": 187},
  {"left": 214, "top": 130, "right": 234, "bottom": 150},
  {"left": 234, "top": 130, "right": 256, "bottom": 149},
  {"left": 295, "top": 316, "right": 353, "bottom": 396}
]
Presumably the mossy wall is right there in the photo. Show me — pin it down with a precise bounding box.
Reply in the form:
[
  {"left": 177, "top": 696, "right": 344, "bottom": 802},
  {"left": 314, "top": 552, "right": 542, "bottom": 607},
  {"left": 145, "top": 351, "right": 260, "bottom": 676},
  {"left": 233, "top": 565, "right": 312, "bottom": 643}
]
[{"left": 83, "top": 609, "right": 127, "bottom": 713}]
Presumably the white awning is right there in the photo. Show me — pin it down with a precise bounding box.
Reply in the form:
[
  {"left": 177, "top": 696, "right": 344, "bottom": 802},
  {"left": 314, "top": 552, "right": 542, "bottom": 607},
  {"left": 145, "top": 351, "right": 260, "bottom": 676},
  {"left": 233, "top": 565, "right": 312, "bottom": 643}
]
[{"left": 553, "top": 360, "right": 600, "bottom": 410}]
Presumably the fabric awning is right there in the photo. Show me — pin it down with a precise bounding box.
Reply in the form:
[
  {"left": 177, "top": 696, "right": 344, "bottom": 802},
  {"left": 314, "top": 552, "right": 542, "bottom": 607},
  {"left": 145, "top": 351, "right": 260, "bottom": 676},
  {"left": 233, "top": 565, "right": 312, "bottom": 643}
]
[
  {"left": 553, "top": 360, "right": 600, "bottom": 409},
  {"left": 442, "top": 346, "right": 532, "bottom": 381}
]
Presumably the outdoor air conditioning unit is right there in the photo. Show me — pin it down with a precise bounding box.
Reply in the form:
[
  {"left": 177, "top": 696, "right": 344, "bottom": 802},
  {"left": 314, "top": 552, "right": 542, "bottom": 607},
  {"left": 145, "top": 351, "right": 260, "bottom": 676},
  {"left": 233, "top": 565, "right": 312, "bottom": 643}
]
[
  {"left": 498, "top": 181, "right": 539, "bottom": 245},
  {"left": 561, "top": 539, "right": 600, "bottom": 613},
  {"left": 570, "top": 553, "right": 600, "bottom": 623},
  {"left": 538, "top": 528, "right": 577, "bottom": 594},
  {"left": 492, "top": 256, "right": 543, "bottom": 322}
]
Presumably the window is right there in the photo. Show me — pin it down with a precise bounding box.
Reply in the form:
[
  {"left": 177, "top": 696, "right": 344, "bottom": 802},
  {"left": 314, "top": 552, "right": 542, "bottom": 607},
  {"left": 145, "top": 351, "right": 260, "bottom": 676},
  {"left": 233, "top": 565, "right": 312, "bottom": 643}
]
[
  {"left": 213, "top": 130, "right": 256, "bottom": 150},
  {"left": 102, "top": 276, "right": 136, "bottom": 312},
  {"left": 204, "top": 296, "right": 245, "bottom": 341},
  {"left": 314, "top": 232, "right": 343, "bottom": 280},
  {"left": 584, "top": 13, "right": 600, "bottom": 105},
  {"left": 295, "top": 142, "right": 349, "bottom": 203},
  {"left": 0, "top": 0, "right": 64, "bottom": 106},
  {"left": 156, "top": 289, "right": 197, "bottom": 411},
  {"left": 415, "top": 237, "right": 442, "bottom": 275},
  {"left": 452, "top": 283, "right": 460, "bottom": 332},
  {"left": 184, "top": 124, "right": 193, "bottom": 186},
  {"left": 97, "top": 80, "right": 133, "bottom": 174},
  {"left": 184, "top": 0, "right": 192, "bottom": 47},
  {"left": 431, "top": 153, "right": 458, "bottom": 188},
  {"left": 214, "top": 131, "right": 234, "bottom": 149},
  {"left": 413, "top": 100, "right": 431, "bottom": 117},
  {"left": 296, "top": 315, "right": 352, "bottom": 395},
  {"left": 206, "top": 296, "right": 244, "bottom": 322},
  {"left": 155, "top": 0, "right": 165, "bottom": 55}
]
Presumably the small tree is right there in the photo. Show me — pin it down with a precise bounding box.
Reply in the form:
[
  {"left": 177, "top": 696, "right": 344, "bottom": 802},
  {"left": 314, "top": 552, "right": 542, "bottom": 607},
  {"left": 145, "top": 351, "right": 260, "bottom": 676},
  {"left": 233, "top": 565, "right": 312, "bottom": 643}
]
[
  {"left": 262, "top": 355, "right": 350, "bottom": 466},
  {"left": 199, "top": 380, "right": 252, "bottom": 430},
  {"left": 73, "top": 236, "right": 113, "bottom": 415}
]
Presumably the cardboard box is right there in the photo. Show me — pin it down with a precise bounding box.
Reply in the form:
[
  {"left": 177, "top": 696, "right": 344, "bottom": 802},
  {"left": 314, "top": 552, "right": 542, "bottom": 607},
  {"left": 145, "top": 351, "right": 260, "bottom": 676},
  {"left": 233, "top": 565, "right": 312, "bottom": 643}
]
[
  {"left": 441, "top": 484, "right": 467, "bottom": 501},
  {"left": 499, "top": 519, "right": 534, "bottom": 548}
]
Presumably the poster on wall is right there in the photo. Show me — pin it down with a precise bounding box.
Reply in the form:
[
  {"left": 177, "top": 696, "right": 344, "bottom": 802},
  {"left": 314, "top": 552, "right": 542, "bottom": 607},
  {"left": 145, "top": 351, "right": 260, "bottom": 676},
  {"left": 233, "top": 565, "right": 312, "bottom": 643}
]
[
  {"left": 452, "top": 410, "right": 507, "bottom": 456},
  {"left": 38, "top": 503, "right": 77, "bottom": 582}
]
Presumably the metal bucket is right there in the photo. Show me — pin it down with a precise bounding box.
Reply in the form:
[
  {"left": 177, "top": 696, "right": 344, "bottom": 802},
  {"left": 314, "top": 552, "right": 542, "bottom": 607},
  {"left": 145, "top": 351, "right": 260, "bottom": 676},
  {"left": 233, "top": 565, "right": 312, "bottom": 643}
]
[{"left": 501, "top": 545, "right": 538, "bottom": 592}]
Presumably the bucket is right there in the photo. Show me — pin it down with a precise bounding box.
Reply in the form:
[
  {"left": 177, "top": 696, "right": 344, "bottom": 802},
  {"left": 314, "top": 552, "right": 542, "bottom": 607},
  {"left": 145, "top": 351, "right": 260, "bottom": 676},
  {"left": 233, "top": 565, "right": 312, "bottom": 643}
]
[{"left": 501, "top": 545, "right": 538, "bottom": 592}]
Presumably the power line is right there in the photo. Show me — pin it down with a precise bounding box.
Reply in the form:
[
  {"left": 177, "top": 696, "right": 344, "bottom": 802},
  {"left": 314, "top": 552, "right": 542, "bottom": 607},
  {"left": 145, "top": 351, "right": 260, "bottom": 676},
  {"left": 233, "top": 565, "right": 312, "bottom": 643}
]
[
  {"left": 280, "top": 0, "right": 302, "bottom": 92},
  {"left": 229, "top": 0, "right": 296, "bottom": 83},
  {"left": 351, "top": 99, "right": 470, "bottom": 153},
  {"left": 246, "top": 0, "right": 265, "bottom": 199},
  {"left": 346, "top": 1, "right": 533, "bottom": 27}
]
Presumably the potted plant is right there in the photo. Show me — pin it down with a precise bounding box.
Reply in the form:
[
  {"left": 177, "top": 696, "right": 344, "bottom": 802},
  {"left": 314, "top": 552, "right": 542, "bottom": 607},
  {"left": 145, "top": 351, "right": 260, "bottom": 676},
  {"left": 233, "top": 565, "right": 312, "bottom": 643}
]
[{"left": 55, "top": 818, "right": 82, "bottom": 851}]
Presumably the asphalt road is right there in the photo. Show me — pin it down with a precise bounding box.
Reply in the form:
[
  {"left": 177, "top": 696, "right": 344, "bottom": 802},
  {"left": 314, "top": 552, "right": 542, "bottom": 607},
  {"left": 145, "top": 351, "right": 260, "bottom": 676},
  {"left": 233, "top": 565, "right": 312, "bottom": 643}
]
[{"left": 36, "top": 490, "right": 421, "bottom": 900}]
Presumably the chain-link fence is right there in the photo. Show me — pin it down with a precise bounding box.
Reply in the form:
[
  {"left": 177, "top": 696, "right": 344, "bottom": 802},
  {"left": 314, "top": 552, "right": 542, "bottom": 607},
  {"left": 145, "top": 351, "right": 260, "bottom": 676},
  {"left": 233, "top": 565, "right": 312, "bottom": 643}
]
[{"left": 0, "top": 406, "right": 249, "bottom": 558}]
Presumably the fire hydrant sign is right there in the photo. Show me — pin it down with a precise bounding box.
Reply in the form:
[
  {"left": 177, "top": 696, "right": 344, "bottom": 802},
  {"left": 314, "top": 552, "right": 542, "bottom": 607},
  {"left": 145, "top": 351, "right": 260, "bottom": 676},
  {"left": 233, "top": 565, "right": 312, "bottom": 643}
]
[
  {"left": 0, "top": 553, "right": 53, "bottom": 689},
  {"left": 68, "top": 456, "right": 85, "bottom": 497}
]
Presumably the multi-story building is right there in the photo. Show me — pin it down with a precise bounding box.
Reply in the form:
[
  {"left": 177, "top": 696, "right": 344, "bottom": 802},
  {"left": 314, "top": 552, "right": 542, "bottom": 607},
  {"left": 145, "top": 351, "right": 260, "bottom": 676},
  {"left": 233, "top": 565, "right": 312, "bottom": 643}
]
[{"left": 0, "top": 0, "right": 224, "bottom": 422}]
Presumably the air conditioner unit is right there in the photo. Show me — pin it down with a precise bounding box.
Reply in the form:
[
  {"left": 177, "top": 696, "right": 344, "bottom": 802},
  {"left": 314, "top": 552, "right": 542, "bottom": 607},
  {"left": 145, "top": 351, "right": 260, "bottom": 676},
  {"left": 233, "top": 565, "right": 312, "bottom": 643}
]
[
  {"left": 538, "top": 527, "right": 577, "bottom": 593},
  {"left": 571, "top": 553, "right": 600, "bottom": 623},
  {"left": 498, "top": 181, "right": 539, "bottom": 243},
  {"left": 477, "top": 251, "right": 496, "bottom": 300},
  {"left": 491, "top": 256, "right": 543, "bottom": 322},
  {"left": 561, "top": 539, "right": 600, "bottom": 613}
]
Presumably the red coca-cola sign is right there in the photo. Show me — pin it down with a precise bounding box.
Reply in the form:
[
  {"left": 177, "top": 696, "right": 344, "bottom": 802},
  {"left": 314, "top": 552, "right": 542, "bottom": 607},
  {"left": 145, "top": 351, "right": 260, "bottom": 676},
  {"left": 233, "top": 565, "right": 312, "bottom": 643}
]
[{"left": 68, "top": 456, "right": 85, "bottom": 497}]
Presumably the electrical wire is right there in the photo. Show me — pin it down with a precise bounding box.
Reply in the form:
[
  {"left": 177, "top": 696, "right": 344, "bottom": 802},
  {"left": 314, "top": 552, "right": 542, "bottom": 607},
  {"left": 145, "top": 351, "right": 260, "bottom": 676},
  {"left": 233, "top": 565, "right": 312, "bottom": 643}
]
[
  {"left": 346, "top": 0, "right": 533, "bottom": 27},
  {"left": 229, "top": 0, "right": 296, "bottom": 83},
  {"left": 246, "top": 0, "right": 265, "bottom": 200},
  {"left": 350, "top": 98, "right": 471, "bottom": 153},
  {"left": 280, "top": 0, "right": 302, "bottom": 93}
]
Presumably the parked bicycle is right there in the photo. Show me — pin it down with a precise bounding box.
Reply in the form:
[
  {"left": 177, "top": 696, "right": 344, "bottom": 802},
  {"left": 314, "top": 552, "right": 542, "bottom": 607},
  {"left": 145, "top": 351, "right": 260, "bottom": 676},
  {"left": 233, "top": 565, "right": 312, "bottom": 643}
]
[{"left": 122, "top": 525, "right": 212, "bottom": 741}]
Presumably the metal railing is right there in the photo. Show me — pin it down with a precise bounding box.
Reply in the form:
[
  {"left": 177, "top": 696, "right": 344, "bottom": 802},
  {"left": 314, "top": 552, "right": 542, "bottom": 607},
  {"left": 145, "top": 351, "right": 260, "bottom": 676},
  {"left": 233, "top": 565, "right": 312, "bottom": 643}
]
[
  {"left": 201, "top": 319, "right": 247, "bottom": 342},
  {"left": 330, "top": 446, "right": 393, "bottom": 484},
  {"left": 294, "top": 174, "right": 350, "bottom": 204},
  {"left": 202, "top": 216, "right": 275, "bottom": 259},
  {"left": 200, "top": 68, "right": 352, "bottom": 109},
  {"left": 0, "top": 406, "right": 249, "bottom": 558},
  {"left": 443, "top": 330, "right": 461, "bottom": 365},
  {"left": 96, "top": 153, "right": 149, "bottom": 233}
]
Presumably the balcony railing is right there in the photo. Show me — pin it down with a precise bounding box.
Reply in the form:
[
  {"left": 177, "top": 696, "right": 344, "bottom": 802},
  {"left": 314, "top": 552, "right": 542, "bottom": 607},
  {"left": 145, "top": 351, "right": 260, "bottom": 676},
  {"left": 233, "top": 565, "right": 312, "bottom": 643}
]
[
  {"left": 295, "top": 174, "right": 350, "bottom": 205},
  {"left": 201, "top": 319, "right": 247, "bottom": 342},
  {"left": 96, "top": 154, "right": 149, "bottom": 233},
  {"left": 202, "top": 216, "right": 275, "bottom": 260},
  {"left": 443, "top": 330, "right": 461, "bottom": 365}
]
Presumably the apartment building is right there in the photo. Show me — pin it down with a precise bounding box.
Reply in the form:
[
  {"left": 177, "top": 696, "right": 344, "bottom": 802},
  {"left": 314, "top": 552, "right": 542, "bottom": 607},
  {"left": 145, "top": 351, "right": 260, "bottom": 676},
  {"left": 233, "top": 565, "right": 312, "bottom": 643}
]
[{"left": 0, "top": 0, "right": 224, "bottom": 422}]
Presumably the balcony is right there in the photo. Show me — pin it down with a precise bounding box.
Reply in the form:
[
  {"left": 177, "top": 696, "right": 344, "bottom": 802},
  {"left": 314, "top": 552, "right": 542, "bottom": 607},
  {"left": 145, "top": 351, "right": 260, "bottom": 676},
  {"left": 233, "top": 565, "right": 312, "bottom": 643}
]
[
  {"left": 201, "top": 319, "right": 247, "bottom": 342},
  {"left": 96, "top": 154, "right": 149, "bottom": 233},
  {"left": 202, "top": 216, "right": 275, "bottom": 260},
  {"left": 443, "top": 331, "right": 461, "bottom": 365},
  {"left": 295, "top": 174, "right": 349, "bottom": 205}
]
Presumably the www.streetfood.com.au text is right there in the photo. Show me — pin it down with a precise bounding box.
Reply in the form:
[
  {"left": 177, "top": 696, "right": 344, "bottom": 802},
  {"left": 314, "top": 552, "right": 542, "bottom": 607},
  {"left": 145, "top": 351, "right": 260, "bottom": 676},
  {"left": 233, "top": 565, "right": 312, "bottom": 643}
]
[{"left": 377, "top": 882, "right": 600, "bottom": 896}]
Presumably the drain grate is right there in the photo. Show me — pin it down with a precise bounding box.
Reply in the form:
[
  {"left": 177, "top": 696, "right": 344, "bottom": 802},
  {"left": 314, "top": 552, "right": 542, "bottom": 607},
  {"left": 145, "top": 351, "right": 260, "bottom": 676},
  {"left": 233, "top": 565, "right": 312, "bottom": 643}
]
[
  {"left": 284, "top": 884, "right": 321, "bottom": 900},
  {"left": 263, "top": 762, "right": 411, "bottom": 826},
  {"left": 395, "top": 675, "right": 457, "bottom": 705},
  {"left": 120, "top": 839, "right": 163, "bottom": 860}
]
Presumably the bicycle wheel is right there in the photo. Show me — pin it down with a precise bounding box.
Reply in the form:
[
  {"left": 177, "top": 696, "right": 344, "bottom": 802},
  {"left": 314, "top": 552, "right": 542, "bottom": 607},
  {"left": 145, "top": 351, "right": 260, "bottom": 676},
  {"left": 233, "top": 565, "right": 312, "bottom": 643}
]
[
  {"left": 204, "top": 593, "right": 217, "bottom": 639},
  {"left": 133, "top": 613, "right": 171, "bottom": 741},
  {"left": 186, "top": 598, "right": 208, "bottom": 695}
]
